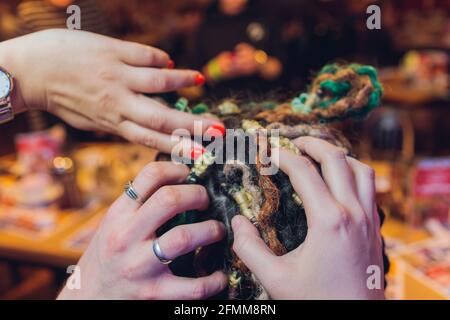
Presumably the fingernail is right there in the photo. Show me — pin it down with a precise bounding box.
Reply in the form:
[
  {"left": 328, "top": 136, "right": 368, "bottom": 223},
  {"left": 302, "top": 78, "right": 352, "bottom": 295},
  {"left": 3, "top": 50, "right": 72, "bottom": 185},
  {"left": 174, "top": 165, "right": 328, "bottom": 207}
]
[
  {"left": 205, "top": 123, "right": 225, "bottom": 138},
  {"left": 190, "top": 146, "right": 205, "bottom": 160},
  {"left": 195, "top": 73, "right": 205, "bottom": 86},
  {"left": 167, "top": 59, "right": 175, "bottom": 69}
]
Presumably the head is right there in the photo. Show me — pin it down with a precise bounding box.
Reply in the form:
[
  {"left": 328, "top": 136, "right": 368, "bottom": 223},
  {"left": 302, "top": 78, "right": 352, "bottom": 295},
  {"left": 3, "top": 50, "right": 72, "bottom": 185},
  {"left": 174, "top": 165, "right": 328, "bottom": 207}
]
[
  {"left": 219, "top": 0, "right": 248, "bottom": 15},
  {"left": 162, "top": 63, "right": 384, "bottom": 299}
]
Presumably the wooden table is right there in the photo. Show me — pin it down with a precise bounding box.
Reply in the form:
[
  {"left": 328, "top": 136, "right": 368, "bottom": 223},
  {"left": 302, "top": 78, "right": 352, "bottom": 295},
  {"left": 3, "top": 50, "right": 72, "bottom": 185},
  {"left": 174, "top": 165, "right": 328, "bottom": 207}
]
[
  {"left": 0, "top": 143, "right": 158, "bottom": 269},
  {"left": 0, "top": 206, "right": 105, "bottom": 269}
]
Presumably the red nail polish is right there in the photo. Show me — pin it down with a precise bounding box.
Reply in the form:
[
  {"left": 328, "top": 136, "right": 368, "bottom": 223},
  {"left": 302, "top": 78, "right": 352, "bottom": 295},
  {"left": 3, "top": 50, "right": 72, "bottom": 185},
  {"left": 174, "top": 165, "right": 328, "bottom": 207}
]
[
  {"left": 167, "top": 59, "right": 175, "bottom": 69},
  {"left": 205, "top": 123, "right": 225, "bottom": 138},
  {"left": 190, "top": 147, "right": 205, "bottom": 160},
  {"left": 195, "top": 73, "right": 205, "bottom": 86}
]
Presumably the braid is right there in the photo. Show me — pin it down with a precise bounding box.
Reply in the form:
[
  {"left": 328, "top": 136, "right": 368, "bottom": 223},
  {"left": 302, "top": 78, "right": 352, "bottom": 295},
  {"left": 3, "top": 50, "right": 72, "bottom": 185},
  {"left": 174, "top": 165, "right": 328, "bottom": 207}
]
[{"left": 160, "top": 63, "right": 387, "bottom": 299}]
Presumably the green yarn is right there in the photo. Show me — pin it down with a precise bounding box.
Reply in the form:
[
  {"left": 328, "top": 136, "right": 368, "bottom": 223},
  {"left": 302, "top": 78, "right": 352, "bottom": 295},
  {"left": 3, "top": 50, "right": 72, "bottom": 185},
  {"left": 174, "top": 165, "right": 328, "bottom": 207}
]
[
  {"left": 175, "top": 97, "right": 189, "bottom": 112},
  {"left": 261, "top": 101, "right": 277, "bottom": 110},
  {"left": 352, "top": 64, "right": 383, "bottom": 112},
  {"left": 319, "top": 79, "right": 351, "bottom": 96},
  {"left": 291, "top": 93, "right": 312, "bottom": 114},
  {"left": 316, "top": 79, "right": 351, "bottom": 108},
  {"left": 192, "top": 103, "right": 209, "bottom": 114},
  {"left": 174, "top": 98, "right": 210, "bottom": 114},
  {"left": 299, "top": 93, "right": 308, "bottom": 104},
  {"left": 291, "top": 63, "right": 383, "bottom": 121},
  {"left": 318, "top": 63, "right": 339, "bottom": 75}
]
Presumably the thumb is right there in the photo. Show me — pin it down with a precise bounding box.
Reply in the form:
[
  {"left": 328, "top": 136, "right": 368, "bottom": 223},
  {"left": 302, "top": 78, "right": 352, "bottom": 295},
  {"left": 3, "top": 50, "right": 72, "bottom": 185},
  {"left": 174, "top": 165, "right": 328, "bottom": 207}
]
[{"left": 231, "top": 215, "right": 277, "bottom": 279}]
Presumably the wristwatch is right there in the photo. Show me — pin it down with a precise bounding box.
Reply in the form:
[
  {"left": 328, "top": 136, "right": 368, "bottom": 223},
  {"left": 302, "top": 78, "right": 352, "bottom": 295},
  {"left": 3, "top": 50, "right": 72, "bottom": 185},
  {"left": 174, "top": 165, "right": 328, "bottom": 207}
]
[{"left": 0, "top": 66, "right": 14, "bottom": 124}]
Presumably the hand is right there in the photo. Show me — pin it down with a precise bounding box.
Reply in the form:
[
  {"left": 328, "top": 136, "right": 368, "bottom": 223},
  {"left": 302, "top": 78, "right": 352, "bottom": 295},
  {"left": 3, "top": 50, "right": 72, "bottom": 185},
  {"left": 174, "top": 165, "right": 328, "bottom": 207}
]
[
  {"left": 0, "top": 29, "right": 221, "bottom": 153},
  {"left": 58, "top": 162, "right": 227, "bottom": 299},
  {"left": 231, "top": 137, "right": 385, "bottom": 300}
]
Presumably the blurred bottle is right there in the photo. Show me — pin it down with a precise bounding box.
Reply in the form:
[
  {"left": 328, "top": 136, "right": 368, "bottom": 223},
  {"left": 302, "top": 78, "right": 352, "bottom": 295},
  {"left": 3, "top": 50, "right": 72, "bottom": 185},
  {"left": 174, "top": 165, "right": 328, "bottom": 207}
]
[{"left": 362, "top": 108, "right": 415, "bottom": 220}]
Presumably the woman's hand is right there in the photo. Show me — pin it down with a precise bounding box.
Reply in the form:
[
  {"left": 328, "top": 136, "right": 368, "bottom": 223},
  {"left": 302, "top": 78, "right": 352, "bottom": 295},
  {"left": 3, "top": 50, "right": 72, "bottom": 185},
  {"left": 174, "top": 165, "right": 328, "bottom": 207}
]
[
  {"left": 231, "top": 137, "right": 385, "bottom": 300},
  {"left": 58, "top": 162, "right": 227, "bottom": 299},
  {"left": 0, "top": 29, "right": 222, "bottom": 153}
]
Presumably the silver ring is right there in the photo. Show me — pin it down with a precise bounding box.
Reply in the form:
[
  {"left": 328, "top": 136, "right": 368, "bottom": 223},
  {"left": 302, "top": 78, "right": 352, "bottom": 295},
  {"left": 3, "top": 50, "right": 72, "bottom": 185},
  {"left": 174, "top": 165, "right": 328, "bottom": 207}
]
[
  {"left": 124, "top": 180, "right": 144, "bottom": 204},
  {"left": 152, "top": 238, "right": 172, "bottom": 265}
]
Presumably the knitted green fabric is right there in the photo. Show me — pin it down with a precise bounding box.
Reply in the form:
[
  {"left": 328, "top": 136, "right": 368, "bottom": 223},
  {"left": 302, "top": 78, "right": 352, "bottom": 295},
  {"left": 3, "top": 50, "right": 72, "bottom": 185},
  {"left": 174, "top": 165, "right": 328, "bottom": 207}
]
[{"left": 291, "top": 63, "right": 383, "bottom": 121}]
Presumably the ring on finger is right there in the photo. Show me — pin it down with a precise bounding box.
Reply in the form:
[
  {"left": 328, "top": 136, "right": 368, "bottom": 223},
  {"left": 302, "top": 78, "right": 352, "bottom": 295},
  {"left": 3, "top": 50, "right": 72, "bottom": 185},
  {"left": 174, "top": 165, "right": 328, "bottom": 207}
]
[
  {"left": 124, "top": 180, "right": 145, "bottom": 204},
  {"left": 152, "top": 238, "right": 173, "bottom": 265}
]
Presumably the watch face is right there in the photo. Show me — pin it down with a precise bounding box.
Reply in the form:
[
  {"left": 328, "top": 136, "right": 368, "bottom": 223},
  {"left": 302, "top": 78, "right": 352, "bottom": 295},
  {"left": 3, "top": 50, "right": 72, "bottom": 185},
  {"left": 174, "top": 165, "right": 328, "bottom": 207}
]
[{"left": 0, "top": 70, "right": 11, "bottom": 100}]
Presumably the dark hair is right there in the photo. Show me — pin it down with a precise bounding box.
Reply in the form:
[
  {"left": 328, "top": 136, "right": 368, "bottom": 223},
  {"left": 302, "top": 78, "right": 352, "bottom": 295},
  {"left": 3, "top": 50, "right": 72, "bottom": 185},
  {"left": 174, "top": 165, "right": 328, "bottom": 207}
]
[{"left": 159, "top": 64, "right": 388, "bottom": 299}]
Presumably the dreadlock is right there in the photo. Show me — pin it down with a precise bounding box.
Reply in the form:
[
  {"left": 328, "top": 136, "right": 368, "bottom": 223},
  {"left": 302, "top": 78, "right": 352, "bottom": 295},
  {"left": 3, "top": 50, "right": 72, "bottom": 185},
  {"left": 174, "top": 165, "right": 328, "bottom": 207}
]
[{"left": 158, "top": 64, "right": 389, "bottom": 300}]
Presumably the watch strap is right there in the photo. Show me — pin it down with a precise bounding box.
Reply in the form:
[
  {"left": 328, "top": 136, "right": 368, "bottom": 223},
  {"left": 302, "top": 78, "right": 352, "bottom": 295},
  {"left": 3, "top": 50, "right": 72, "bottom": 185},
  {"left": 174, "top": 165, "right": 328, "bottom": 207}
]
[{"left": 0, "top": 101, "right": 14, "bottom": 124}]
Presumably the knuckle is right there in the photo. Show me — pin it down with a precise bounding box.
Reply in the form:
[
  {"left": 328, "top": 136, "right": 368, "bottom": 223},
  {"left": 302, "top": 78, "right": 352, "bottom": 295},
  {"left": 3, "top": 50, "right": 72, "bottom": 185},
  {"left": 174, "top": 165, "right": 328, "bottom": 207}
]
[
  {"left": 232, "top": 235, "right": 249, "bottom": 254},
  {"left": 354, "top": 212, "right": 371, "bottom": 236},
  {"left": 361, "top": 164, "right": 376, "bottom": 179},
  {"left": 156, "top": 186, "right": 182, "bottom": 210},
  {"left": 297, "top": 136, "right": 313, "bottom": 146},
  {"left": 140, "top": 46, "right": 155, "bottom": 64},
  {"left": 96, "top": 90, "right": 116, "bottom": 114},
  {"left": 129, "top": 43, "right": 154, "bottom": 64},
  {"left": 141, "top": 163, "right": 164, "bottom": 180},
  {"left": 170, "top": 227, "right": 192, "bottom": 254},
  {"left": 328, "top": 206, "right": 352, "bottom": 231},
  {"left": 298, "top": 155, "right": 315, "bottom": 168},
  {"left": 105, "top": 230, "right": 127, "bottom": 255},
  {"left": 149, "top": 76, "right": 168, "bottom": 92},
  {"left": 327, "top": 148, "right": 347, "bottom": 161},
  {"left": 147, "top": 112, "right": 167, "bottom": 132},
  {"left": 137, "top": 133, "right": 158, "bottom": 148},
  {"left": 96, "top": 67, "right": 116, "bottom": 82},
  {"left": 196, "top": 186, "right": 209, "bottom": 205},
  {"left": 208, "top": 221, "right": 223, "bottom": 239}
]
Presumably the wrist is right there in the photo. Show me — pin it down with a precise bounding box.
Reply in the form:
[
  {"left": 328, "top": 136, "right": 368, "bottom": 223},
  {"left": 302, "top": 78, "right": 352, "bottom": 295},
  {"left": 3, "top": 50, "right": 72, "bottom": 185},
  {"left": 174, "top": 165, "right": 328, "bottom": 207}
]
[{"left": 0, "top": 39, "right": 29, "bottom": 114}]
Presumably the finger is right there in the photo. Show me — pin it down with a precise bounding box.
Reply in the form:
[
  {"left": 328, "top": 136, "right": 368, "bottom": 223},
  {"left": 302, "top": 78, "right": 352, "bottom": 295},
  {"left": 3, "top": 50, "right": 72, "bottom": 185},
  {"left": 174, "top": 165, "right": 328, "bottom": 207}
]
[
  {"left": 117, "top": 120, "right": 205, "bottom": 156},
  {"left": 271, "top": 148, "right": 337, "bottom": 223},
  {"left": 115, "top": 40, "right": 170, "bottom": 68},
  {"left": 130, "top": 185, "right": 209, "bottom": 240},
  {"left": 157, "top": 220, "right": 226, "bottom": 261},
  {"left": 122, "top": 94, "right": 222, "bottom": 136},
  {"left": 292, "top": 137, "right": 361, "bottom": 210},
  {"left": 115, "top": 161, "right": 189, "bottom": 212},
  {"left": 347, "top": 157, "right": 378, "bottom": 225},
  {"left": 231, "top": 215, "right": 277, "bottom": 281},
  {"left": 160, "top": 272, "right": 228, "bottom": 300},
  {"left": 123, "top": 67, "right": 203, "bottom": 93}
]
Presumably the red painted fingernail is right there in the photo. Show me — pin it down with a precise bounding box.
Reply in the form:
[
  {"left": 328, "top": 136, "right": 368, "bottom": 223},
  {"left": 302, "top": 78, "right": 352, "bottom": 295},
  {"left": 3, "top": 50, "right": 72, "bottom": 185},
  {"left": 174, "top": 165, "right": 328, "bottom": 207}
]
[
  {"left": 167, "top": 59, "right": 175, "bottom": 69},
  {"left": 190, "top": 146, "right": 205, "bottom": 160},
  {"left": 205, "top": 123, "right": 225, "bottom": 138},
  {"left": 195, "top": 73, "right": 205, "bottom": 86}
]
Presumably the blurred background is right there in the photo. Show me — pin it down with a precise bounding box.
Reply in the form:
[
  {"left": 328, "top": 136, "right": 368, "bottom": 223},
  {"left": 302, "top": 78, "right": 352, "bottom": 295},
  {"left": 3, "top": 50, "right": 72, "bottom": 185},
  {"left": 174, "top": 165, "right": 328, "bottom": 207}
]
[{"left": 0, "top": 0, "right": 449, "bottom": 299}]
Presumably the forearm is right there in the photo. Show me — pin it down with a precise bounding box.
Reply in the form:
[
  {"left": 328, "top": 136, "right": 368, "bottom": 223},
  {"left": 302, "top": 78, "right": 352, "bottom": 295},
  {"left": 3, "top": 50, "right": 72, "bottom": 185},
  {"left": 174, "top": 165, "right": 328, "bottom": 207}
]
[{"left": 0, "top": 38, "right": 28, "bottom": 114}]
